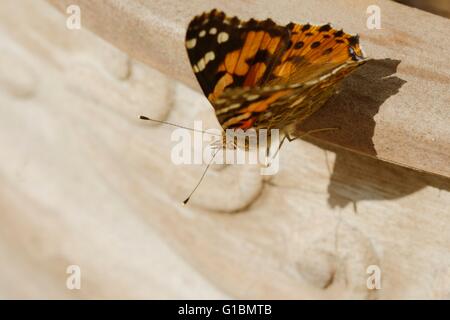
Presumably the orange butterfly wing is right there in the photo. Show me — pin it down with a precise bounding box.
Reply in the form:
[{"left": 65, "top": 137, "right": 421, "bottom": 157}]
[{"left": 185, "top": 10, "right": 368, "bottom": 131}]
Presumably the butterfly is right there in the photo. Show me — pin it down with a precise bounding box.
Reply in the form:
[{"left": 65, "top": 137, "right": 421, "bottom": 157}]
[
  {"left": 185, "top": 9, "right": 368, "bottom": 143},
  {"left": 142, "top": 9, "right": 369, "bottom": 204}
]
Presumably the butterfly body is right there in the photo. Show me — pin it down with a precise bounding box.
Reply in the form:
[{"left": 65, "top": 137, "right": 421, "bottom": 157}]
[{"left": 185, "top": 9, "right": 368, "bottom": 142}]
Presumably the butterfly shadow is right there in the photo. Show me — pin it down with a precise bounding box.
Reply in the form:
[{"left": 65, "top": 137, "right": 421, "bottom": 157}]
[
  {"left": 310, "top": 140, "right": 450, "bottom": 210},
  {"left": 296, "top": 58, "right": 406, "bottom": 157},
  {"left": 292, "top": 58, "right": 450, "bottom": 208}
]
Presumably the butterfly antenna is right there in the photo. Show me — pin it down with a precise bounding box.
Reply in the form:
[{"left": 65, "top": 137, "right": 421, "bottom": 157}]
[
  {"left": 139, "top": 115, "right": 222, "bottom": 136},
  {"left": 183, "top": 147, "right": 221, "bottom": 205}
]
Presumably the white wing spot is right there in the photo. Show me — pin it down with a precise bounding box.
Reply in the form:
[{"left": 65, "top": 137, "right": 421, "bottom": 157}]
[
  {"left": 199, "top": 30, "right": 206, "bottom": 37},
  {"left": 217, "top": 32, "right": 229, "bottom": 44},
  {"left": 204, "top": 51, "right": 215, "bottom": 63},
  {"left": 195, "top": 51, "right": 215, "bottom": 72},
  {"left": 186, "top": 38, "right": 197, "bottom": 49},
  {"left": 216, "top": 103, "right": 242, "bottom": 115},
  {"left": 215, "top": 98, "right": 226, "bottom": 104},
  {"left": 305, "top": 79, "right": 319, "bottom": 86},
  {"left": 209, "top": 27, "right": 217, "bottom": 35},
  {"left": 319, "top": 73, "right": 331, "bottom": 81},
  {"left": 197, "top": 58, "right": 206, "bottom": 71},
  {"left": 291, "top": 96, "right": 306, "bottom": 108},
  {"left": 246, "top": 94, "right": 260, "bottom": 101}
]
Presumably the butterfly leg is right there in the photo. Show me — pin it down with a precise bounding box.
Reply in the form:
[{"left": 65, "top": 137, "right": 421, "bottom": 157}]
[
  {"left": 262, "top": 127, "right": 303, "bottom": 168},
  {"left": 272, "top": 134, "right": 287, "bottom": 159},
  {"left": 285, "top": 132, "right": 298, "bottom": 142},
  {"left": 265, "top": 128, "right": 301, "bottom": 166},
  {"left": 290, "top": 127, "right": 340, "bottom": 141},
  {"left": 262, "top": 133, "right": 287, "bottom": 168},
  {"left": 261, "top": 127, "right": 338, "bottom": 168}
]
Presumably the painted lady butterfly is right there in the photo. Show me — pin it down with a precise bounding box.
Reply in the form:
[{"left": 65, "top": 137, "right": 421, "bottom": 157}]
[
  {"left": 185, "top": 9, "right": 368, "bottom": 140},
  {"left": 143, "top": 9, "right": 369, "bottom": 204}
]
